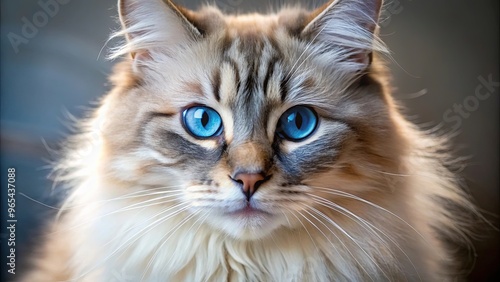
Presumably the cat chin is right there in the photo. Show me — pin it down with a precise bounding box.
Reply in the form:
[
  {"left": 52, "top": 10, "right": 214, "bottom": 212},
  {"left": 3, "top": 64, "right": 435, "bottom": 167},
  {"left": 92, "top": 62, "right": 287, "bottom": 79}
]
[{"left": 205, "top": 211, "right": 285, "bottom": 240}]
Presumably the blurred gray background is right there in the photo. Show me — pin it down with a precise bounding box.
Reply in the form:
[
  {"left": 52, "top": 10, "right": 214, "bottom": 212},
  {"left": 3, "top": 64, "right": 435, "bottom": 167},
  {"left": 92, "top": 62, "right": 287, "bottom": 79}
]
[{"left": 1, "top": 0, "right": 498, "bottom": 280}]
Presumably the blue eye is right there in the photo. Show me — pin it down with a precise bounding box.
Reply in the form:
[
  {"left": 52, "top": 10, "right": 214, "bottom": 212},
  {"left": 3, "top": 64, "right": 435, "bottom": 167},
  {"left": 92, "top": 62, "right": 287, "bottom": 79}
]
[
  {"left": 182, "top": 106, "right": 223, "bottom": 138},
  {"left": 277, "top": 106, "right": 318, "bottom": 141}
]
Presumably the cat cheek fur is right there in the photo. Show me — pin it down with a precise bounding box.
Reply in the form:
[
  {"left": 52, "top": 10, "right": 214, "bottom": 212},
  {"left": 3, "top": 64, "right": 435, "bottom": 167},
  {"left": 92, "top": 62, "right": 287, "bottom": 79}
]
[{"left": 22, "top": 0, "right": 480, "bottom": 281}]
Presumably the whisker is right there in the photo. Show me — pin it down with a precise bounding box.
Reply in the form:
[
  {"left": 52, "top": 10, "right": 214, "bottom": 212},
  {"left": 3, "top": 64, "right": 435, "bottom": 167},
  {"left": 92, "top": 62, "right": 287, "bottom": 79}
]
[
  {"left": 19, "top": 193, "right": 62, "bottom": 210},
  {"left": 64, "top": 202, "right": 191, "bottom": 281},
  {"left": 140, "top": 208, "right": 203, "bottom": 281},
  {"left": 52, "top": 185, "right": 185, "bottom": 221},
  {"left": 287, "top": 42, "right": 321, "bottom": 82},
  {"left": 310, "top": 195, "right": 421, "bottom": 281},
  {"left": 282, "top": 207, "right": 320, "bottom": 254},
  {"left": 356, "top": 165, "right": 417, "bottom": 177},
  {"left": 296, "top": 210, "right": 374, "bottom": 281},
  {"left": 110, "top": 193, "right": 185, "bottom": 212},
  {"left": 102, "top": 201, "right": 190, "bottom": 248},
  {"left": 280, "top": 210, "right": 292, "bottom": 227},
  {"left": 287, "top": 24, "right": 327, "bottom": 79},
  {"left": 300, "top": 207, "right": 378, "bottom": 281},
  {"left": 312, "top": 196, "right": 391, "bottom": 249},
  {"left": 22, "top": 185, "right": 186, "bottom": 215},
  {"left": 48, "top": 193, "right": 185, "bottom": 236},
  {"left": 309, "top": 187, "right": 427, "bottom": 243}
]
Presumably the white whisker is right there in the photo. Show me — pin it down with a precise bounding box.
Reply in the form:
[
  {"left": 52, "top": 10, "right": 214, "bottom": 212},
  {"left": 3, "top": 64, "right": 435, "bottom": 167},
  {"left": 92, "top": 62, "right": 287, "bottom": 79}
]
[
  {"left": 66, "top": 202, "right": 191, "bottom": 281},
  {"left": 287, "top": 24, "right": 327, "bottom": 79},
  {"left": 282, "top": 207, "right": 320, "bottom": 254},
  {"left": 309, "top": 186, "right": 427, "bottom": 243},
  {"left": 300, "top": 207, "right": 376, "bottom": 281},
  {"left": 140, "top": 208, "right": 203, "bottom": 281},
  {"left": 297, "top": 209, "right": 375, "bottom": 281},
  {"left": 49, "top": 193, "right": 185, "bottom": 236},
  {"left": 310, "top": 194, "right": 421, "bottom": 281}
]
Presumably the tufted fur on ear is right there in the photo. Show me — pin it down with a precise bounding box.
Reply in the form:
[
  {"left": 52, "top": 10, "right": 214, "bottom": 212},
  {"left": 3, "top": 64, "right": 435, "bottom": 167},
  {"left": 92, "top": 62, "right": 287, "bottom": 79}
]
[
  {"left": 302, "top": 0, "right": 387, "bottom": 72},
  {"left": 110, "top": 0, "right": 202, "bottom": 71}
]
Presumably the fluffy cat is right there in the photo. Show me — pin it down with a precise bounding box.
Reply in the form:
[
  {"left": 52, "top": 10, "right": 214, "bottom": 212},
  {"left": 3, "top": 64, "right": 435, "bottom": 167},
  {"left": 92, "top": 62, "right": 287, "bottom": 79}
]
[{"left": 24, "top": 0, "right": 478, "bottom": 281}]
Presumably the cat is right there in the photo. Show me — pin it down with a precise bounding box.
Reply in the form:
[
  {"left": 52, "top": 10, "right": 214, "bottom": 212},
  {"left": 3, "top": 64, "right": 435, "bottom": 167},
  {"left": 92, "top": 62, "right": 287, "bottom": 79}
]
[{"left": 23, "top": 0, "right": 478, "bottom": 281}]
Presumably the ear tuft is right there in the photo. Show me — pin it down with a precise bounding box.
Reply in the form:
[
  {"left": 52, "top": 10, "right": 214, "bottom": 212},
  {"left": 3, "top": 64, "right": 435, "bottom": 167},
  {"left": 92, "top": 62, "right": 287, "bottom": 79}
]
[
  {"left": 109, "top": 0, "right": 201, "bottom": 68},
  {"left": 302, "top": 0, "right": 387, "bottom": 72}
]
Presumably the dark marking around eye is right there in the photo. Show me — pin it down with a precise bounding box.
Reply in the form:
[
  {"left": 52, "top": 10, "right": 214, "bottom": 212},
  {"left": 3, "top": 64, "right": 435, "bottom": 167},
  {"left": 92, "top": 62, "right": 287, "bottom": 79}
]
[
  {"left": 212, "top": 68, "right": 221, "bottom": 102},
  {"left": 273, "top": 131, "right": 348, "bottom": 182},
  {"left": 141, "top": 114, "right": 225, "bottom": 178},
  {"left": 138, "top": 112, "right": 174, "bottom": 146},
  {"left": 158, "top": 131, "right": 223, "bottom": 166},
  {"left": 143, "top": 112, "right": 176, "bottom": 127}
]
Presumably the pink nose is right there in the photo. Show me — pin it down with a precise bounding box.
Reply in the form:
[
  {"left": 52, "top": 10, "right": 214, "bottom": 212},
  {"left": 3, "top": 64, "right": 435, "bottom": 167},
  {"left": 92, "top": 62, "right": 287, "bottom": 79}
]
[{"left": 232, "top": 172, "right": 266, "bottom": 200}]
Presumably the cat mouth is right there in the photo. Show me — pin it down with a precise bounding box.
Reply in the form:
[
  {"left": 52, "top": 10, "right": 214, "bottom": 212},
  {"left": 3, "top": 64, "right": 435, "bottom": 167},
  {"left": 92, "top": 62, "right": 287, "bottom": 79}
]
[
  {"left": 225, "top": 203, "right": 271, "bottom": 217},
  {"left": 209, "top": 202, "right": 282, "bottom": 238}
]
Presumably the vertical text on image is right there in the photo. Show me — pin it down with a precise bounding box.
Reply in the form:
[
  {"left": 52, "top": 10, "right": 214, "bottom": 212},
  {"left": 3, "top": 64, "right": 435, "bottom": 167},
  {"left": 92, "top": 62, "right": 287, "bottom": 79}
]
[{"left": 6, "top": 168, "right": 17, "bottom": 275}]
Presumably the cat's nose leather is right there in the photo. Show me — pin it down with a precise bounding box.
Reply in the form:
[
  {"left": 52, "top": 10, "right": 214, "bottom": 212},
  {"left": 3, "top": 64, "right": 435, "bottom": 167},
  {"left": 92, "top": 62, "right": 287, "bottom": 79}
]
[{"left": 232, "top": 172, "right": 267, "bottom": 200}]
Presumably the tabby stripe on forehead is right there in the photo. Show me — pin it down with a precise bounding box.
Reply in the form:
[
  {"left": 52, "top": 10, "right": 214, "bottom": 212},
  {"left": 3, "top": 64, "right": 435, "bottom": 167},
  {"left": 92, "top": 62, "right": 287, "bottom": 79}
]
[
  {"left": 243, "top": 58, "right": 257, "bottom": 102},
  {"left": 280, "top": 74, "right": 290, "bottom": 102},
  {"left": 212, "top": 68, "right": 221, "bottom": 102},
  {"left": 263, "top": 57, "right": 278, "bottom": 96},
  {"left": 225, "top": 58, "right": 241, "bottom": 95},
  {"left": 267, "top": 36, "right": 282, "bottom": 56}
]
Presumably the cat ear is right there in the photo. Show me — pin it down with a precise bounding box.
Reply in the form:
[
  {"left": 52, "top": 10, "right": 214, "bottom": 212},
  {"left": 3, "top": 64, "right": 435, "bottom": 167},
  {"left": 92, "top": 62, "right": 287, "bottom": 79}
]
[
  {"left": 302, "top": 0, "right": 385, "bottom": 72},
  {"left": 113, "top": 0, "right": 201, "bottom": 66}
]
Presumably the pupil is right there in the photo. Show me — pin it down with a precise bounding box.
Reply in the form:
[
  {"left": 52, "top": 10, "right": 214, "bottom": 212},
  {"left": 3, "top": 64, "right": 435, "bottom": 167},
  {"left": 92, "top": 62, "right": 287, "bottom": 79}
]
[
  {"left": 201, "top": 111, "right": 209, "bottom": 127},
  {"left": 295, "top": 112, "right": 303, "bottom": 129}
]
